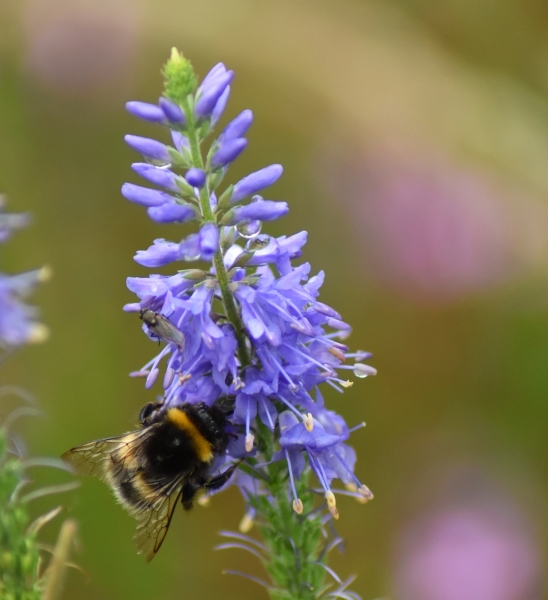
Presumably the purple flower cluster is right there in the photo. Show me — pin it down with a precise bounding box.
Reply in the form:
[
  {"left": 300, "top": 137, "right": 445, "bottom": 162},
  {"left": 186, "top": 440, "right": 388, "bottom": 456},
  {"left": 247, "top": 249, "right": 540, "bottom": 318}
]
[
  {"left": 122, "top": 55, "right": 375, "bottom": 518},
  {"left": 0, "top": 196, "right": 48, "bottom": 348}
]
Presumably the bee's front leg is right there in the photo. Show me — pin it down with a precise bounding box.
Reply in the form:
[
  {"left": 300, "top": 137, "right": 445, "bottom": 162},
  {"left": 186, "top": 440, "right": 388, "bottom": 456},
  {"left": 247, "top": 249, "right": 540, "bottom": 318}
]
[{"left": 205, "top": 460, "right": 242, "bottom": 491}]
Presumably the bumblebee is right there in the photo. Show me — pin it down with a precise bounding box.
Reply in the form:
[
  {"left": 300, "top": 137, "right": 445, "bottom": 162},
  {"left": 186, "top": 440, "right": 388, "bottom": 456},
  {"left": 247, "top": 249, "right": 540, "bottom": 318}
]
[{"left": 62, "top": 402, "right": 238, "bottom": 561}]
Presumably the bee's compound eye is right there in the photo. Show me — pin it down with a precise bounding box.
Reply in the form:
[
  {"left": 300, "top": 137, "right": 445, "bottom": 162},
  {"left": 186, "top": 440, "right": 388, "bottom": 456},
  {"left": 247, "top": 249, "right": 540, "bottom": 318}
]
[
  {"left": 139, "top": 402, "right": 155, "bottom": 424},
  {"left": 171, "top": 437, "right": 181, "bottom": 447}
]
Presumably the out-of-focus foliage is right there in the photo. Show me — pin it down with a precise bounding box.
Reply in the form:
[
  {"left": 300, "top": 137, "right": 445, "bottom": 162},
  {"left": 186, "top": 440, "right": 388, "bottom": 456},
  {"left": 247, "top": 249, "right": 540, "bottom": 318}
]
[{"left": 0, "top": 0, "right": 546, "bottom": 598}]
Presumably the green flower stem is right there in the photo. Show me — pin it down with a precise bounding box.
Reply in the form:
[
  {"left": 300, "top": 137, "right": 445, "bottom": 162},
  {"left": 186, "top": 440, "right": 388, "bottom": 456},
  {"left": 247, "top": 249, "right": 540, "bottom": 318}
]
[
  {"left": 183, "top": 102, "right": 251, "bottom": 368},
  {"left": 252, "top": 423, "right": 326, "bottom": 600}
]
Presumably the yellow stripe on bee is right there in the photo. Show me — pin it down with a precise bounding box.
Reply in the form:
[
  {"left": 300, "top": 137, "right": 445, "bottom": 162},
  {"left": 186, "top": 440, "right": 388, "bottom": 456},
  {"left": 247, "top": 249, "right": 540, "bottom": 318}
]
[{"left": 166, "top": 408, "right": 214, "bottom": 462}]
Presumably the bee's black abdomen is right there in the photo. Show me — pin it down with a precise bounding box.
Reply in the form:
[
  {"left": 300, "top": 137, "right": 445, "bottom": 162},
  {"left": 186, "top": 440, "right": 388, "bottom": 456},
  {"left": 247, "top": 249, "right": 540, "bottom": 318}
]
[
  {"left": 119, "top": 478, "right": 141, "bottom": 505},
  {"left": 143, "top": 421, "right": 201, "bottom": 477}
]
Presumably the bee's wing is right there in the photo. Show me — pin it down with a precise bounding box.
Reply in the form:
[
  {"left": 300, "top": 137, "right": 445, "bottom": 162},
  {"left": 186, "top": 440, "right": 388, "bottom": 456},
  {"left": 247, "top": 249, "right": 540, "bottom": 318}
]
[
  {"left": 133, "top": 475, "right": 186, "bottom": 562},
  {"left": 61, "top": 429, "right": 152, "bottom": 480},
  {"left": 63, "top": 427, "right": 186, "bottom": 561}
]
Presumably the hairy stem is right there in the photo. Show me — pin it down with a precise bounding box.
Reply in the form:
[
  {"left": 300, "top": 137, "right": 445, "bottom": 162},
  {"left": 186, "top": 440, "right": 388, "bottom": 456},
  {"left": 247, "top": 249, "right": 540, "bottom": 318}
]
[{"left": 252, "top": 422, "right": 326, "bottom": 600}]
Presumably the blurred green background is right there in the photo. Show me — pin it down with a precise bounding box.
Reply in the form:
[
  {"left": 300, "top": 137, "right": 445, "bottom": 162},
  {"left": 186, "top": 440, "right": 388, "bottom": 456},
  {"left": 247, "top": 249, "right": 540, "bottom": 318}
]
[{"left": 1, "top": 0, "right": 548, "bottom": 598}]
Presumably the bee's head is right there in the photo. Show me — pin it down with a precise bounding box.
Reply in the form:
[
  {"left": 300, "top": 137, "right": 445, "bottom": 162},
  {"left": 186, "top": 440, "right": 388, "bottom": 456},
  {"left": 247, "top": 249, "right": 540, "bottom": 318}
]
[{"left": 139, "top": 401, "right": 165, "bottom": 426}]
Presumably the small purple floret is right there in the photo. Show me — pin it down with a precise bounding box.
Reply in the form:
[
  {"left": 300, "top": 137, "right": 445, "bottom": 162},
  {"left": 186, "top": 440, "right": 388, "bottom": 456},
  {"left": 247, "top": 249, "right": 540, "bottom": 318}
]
[
  {"left": 186, "top": 168, "right": 206, "bottom": 188},
  {"left": 229, "top": 200, "right": 289, "bottom": 224},
  {"left": 132, "top": 163, "right": 180, "bottom": 192},
  {"left": 232, "top": 164, "right": 283, "bottom": 202},
  {"left": 211, "top": 138, "right": 247, "bottom": 168},
  {"left": 147, "top": 203, "right": 194, "bottom": 223},
  {"left": 159, "top": 97, "right": 186, "bottom": 124},
  {"left": 198, "top": 223, "right": 219, "bottom": 260},
  {"left": 124, "top": 135, "right": 171, "bottom": 162},
  {"left": 219, "top": 110, "right": 253, "bottom": 144},
  {"left": 195, "top": 71, "right": 234, "bottom": 119},
  {"left": 211, "top": 86, "right": 231, "bottom": 125},
  {"left": 199, "top": 63, "right": 227, "bottom": 92},
  {"left": 126, "top": 101, "right": 166, "bottom": 123},
  {"left": 121, "top": 183, "right": 175, "bottom": 207},
  {"left": 134, "top": 239, "right": 182, "bottom": 267}
]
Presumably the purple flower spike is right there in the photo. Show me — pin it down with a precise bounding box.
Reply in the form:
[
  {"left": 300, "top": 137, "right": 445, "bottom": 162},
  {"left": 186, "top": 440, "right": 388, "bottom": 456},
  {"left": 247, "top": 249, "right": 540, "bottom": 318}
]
[
  {"left": 125, "top": 101, "right": 166, "bottom": 123},
  {"left": 199, "top": 223, "right": 219, "bottom": 260},
  {"left": 134, "top": 239, "right": 182, "bottom": 267},
  {"left": 147, "top": 203, "right": 195, "bottom": 223},
  {"left": 195, "top": 71, "right": 234, "bottom": 119},
  {"left": 232, "top": 165, "right": 283, "bottom": 202},
  {"left": 211, "top": 138, "right": 247, "bottom": 168},
  {"left": 131, "top": 163, "right": 181, "bottom": 192},
  {"left": 211, "top": 86, "right": 231, "bottom": 126},
  {"left": 159, "top": 97, "right": 186, "bottom": 124},
  {"left": 121, "top": 183, "right": 176, "bottom": 207},
  {"left": 123, "top": 57, "right": 374, "bottom": 585},
  {"left": 229, "top": 200, "right": 289, "bottom": 224},
  {"left": 124, "top": 135, "right": 171, "bottom": 162},
  {"left": 219, "top": 110, "right": 253, "bottom": 144},
  {"left": 186, "top": 168, "right": 206, "bottom": 188}
]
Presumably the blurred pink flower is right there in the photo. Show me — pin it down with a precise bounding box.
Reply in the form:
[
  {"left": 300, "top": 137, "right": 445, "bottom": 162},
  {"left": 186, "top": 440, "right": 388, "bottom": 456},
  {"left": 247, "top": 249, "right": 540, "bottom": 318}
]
[
  {"left": 24, "top": 2, "right": 139, "bottom": 94},
  {"left": 327, "top": 141, "right": 516, "bottom": 302},
  {"left": 394, "top": 490, "right": 541, "bottom": 600}
]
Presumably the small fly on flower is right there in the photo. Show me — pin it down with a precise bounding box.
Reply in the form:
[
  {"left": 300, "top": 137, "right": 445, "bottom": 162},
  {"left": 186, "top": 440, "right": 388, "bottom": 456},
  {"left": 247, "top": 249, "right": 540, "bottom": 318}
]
[{"left": 140, "top": 308, "right": 185, "bottom": 350}]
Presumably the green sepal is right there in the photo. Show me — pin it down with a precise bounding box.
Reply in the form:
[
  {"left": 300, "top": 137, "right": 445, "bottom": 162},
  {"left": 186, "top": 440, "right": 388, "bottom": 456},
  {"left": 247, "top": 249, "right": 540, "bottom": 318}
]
[
  {"left": 208, "top": 170, "right": 226, "bottom": 193},
  {"left": 163, "top": 48, "right": 197, "bottom": 104},
  {"left": 179, "top": 269, "right": 207, "bottom": 280},
  {"left": 238, "top": 274, "right": 262, "bottom": 286},
  {"left": 219, "top": 207, "right": 236, "bottom": 226},
  {"left": 220, "top": 226, "right": 237, "bottom": 252},
  {"left": 198, "top": 119, "right": 212, "bottom": 138},
  {"left": 175, "top": 177, "right": 197, "bottom": 197},
  {"left": 217, "top": 184, "right": 234, "bottom": 209},
  {"left": 168, "top": 147, "right": 192, "bottom": 168},
  {"left": 230, "top": 250, "right": 253, "bottom": 269},
  {"left": 205, "top": 141, "right": 219, "bottom": 170}
]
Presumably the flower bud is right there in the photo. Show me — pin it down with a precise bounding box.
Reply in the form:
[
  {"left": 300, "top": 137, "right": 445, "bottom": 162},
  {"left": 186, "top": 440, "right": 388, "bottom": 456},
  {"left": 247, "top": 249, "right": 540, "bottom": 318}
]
[
  {"left": 159, "top": 97, "right": 186, "bottom": 124},
  {"left": 126, "top": 101, "right": 166, "bottom": 123},
  {"left": 232, "top": 164, "right": 283, "bottom": 202},
  {"left": 147, "top": 203, "right": 195, "bottom": 223},
  {"left": 186, "top": 168, "right": 206, "bottom": 188},
  {"left": 121, "top": 183, "right": 175, "bottom": 207},
  {"left": 124, "top": 135, "right": 171, "bottom": 162},
  {"left": 211, "top": 138, "right": 247, "bottom": 168}
]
